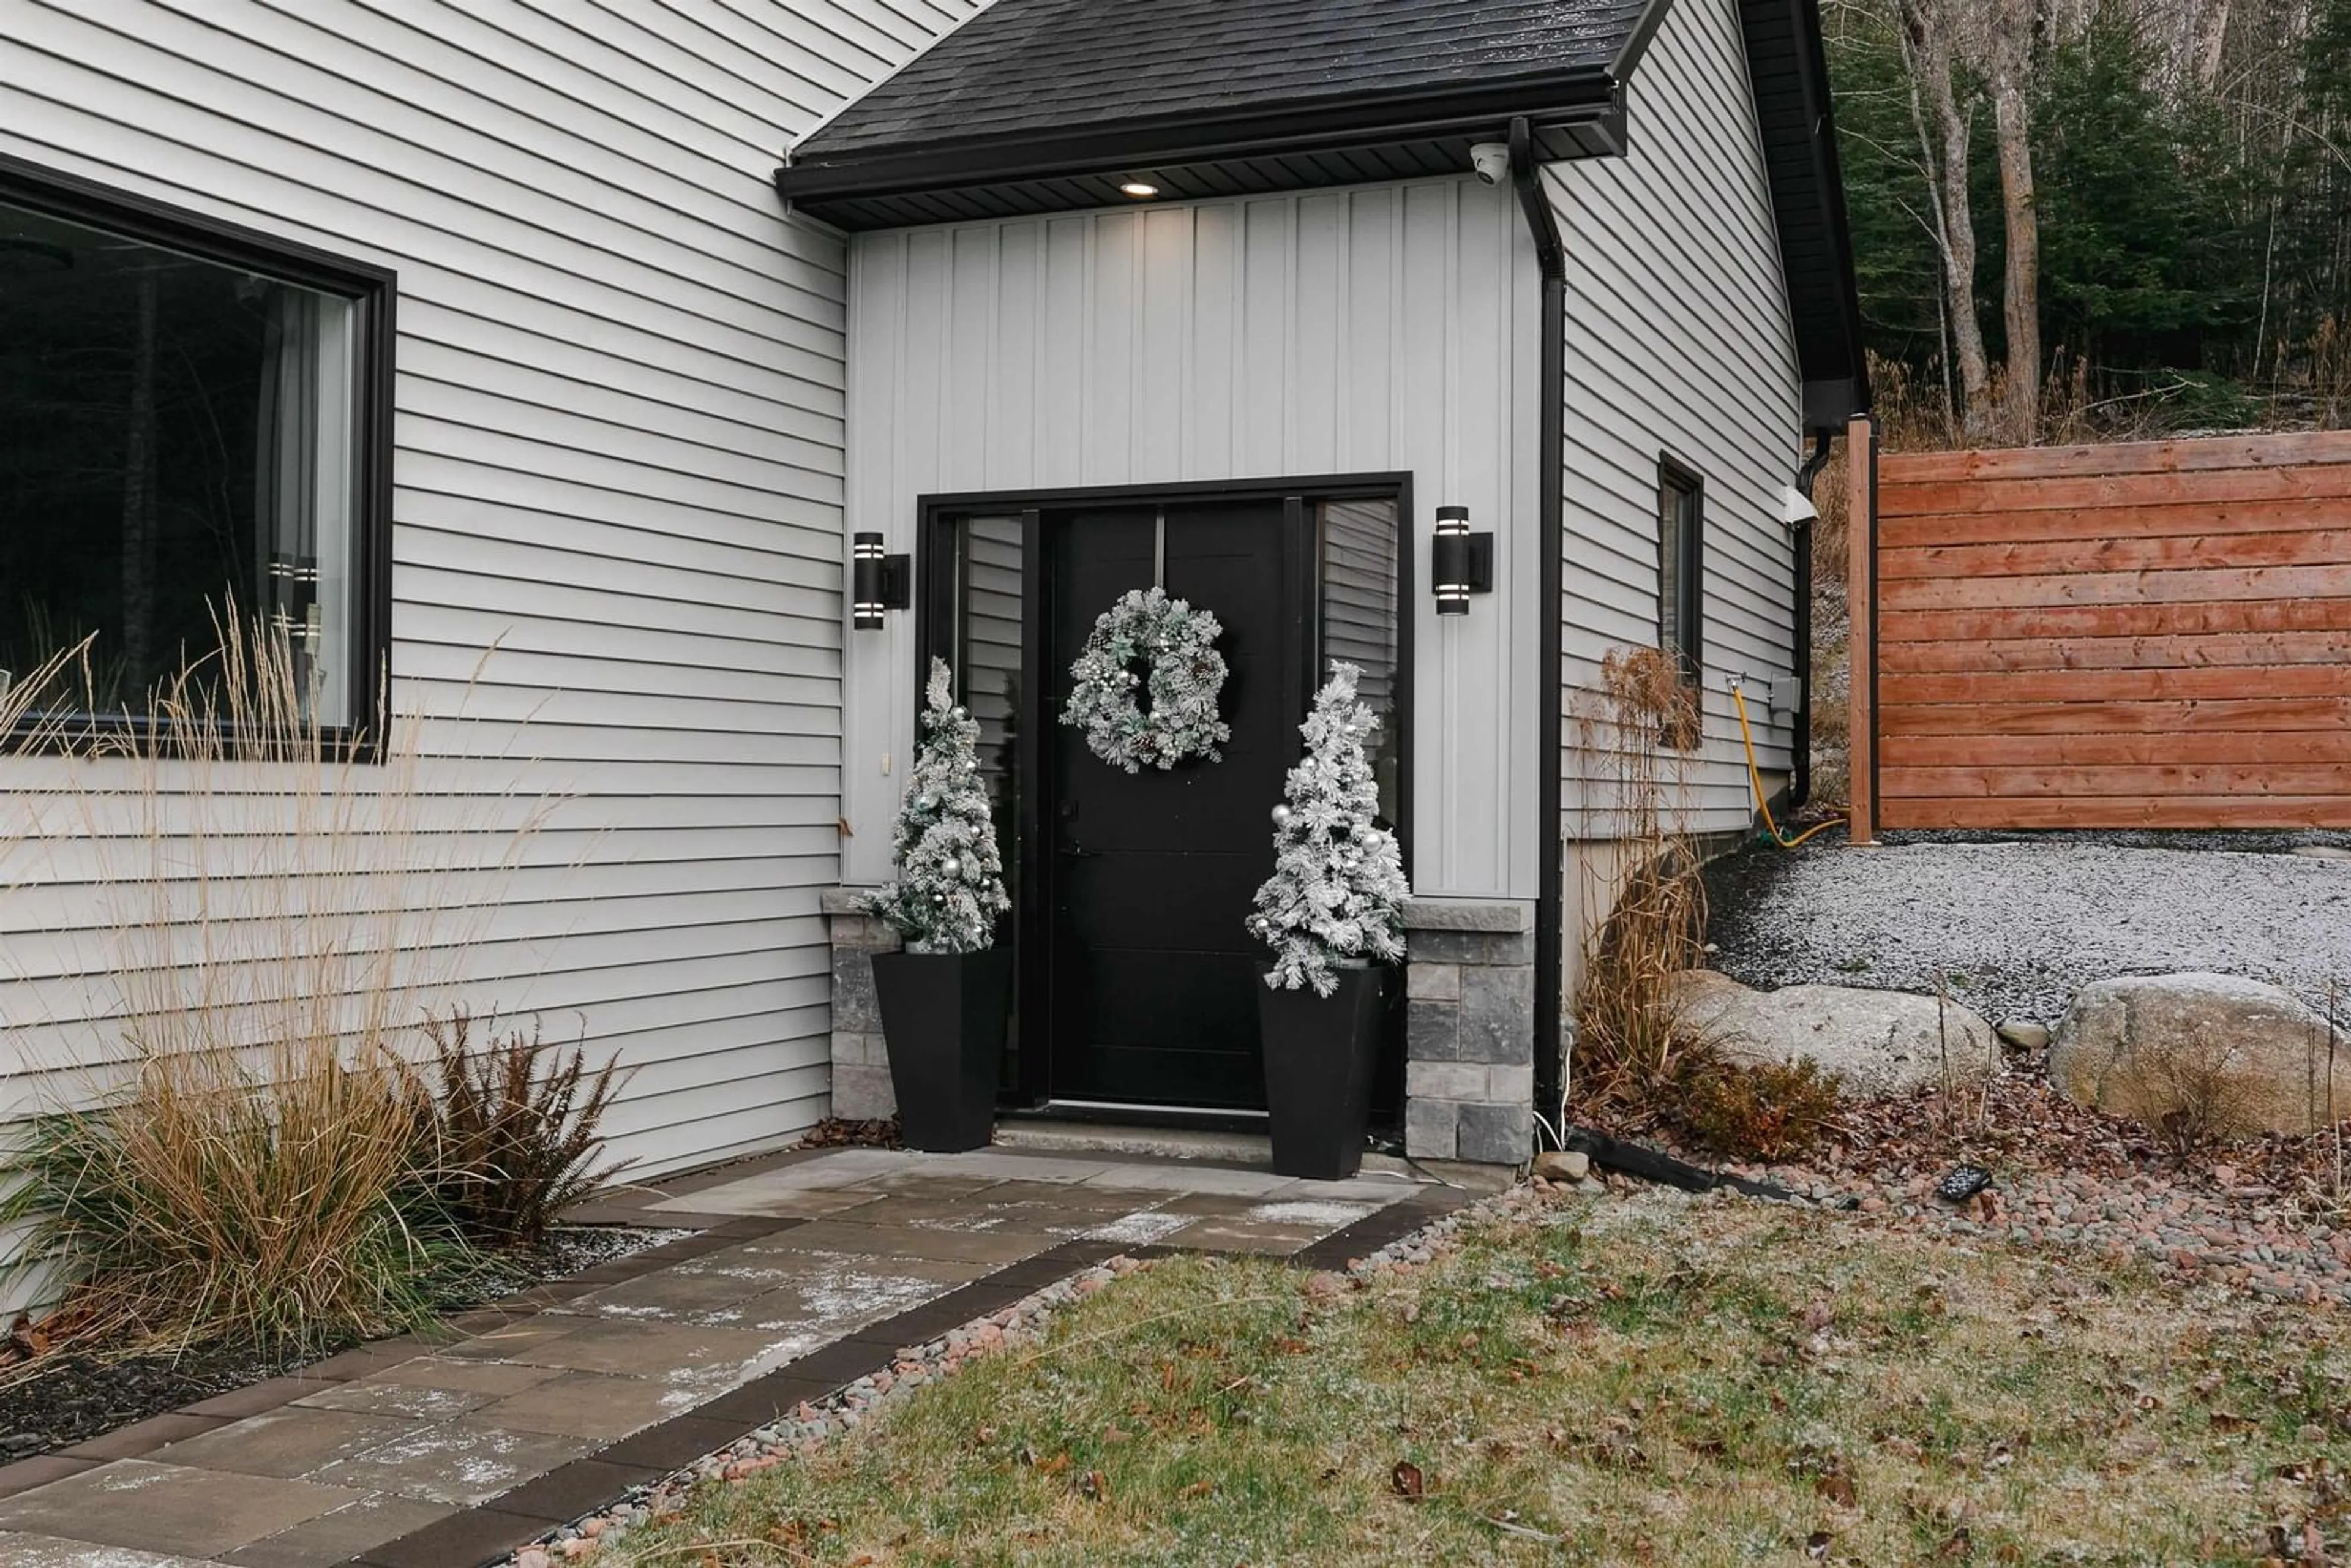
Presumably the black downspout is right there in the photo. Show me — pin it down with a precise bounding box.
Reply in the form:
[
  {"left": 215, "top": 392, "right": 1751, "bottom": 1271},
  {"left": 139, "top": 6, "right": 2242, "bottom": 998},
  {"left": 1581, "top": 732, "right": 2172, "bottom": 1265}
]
[
  {"left": 1791, "top": 430, "right": 1833, "bottom": 810},
  {"left": 1509, "top": 118, "right": 1570, "bottom": 1144}
]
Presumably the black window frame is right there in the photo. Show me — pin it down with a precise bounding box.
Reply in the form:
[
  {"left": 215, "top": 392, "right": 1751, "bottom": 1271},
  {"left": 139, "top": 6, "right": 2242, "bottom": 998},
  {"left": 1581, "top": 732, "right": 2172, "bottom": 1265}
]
[
  {"left": 0, "top": 152, "right": 397, "bottom": 758},
  {"left": 1656, "top": 451, "right": 1704, "bottom": 688}
]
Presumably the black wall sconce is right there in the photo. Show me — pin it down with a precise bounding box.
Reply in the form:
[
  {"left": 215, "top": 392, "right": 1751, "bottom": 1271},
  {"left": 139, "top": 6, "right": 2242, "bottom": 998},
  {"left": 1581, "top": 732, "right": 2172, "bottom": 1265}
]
[
  {"left": 1431, "top": 505, "right": 1493, "bottom": 615},
  {"left": 852, "top": 531, "right": 909, "bottom": 631}
]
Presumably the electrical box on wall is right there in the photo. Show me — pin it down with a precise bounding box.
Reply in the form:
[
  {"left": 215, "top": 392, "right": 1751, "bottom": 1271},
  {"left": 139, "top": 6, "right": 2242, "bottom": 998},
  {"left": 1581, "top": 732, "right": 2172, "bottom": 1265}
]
[{"left": 1769, "top": 675, "right": 1804, "bottom": 715}]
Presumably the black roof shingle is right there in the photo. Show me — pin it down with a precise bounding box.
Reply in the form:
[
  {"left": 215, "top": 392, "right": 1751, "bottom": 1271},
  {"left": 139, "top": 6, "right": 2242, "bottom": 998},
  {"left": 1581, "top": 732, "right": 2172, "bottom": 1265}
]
[{"left": 800, "top": 0, "right": 1652, "bottom": 160}]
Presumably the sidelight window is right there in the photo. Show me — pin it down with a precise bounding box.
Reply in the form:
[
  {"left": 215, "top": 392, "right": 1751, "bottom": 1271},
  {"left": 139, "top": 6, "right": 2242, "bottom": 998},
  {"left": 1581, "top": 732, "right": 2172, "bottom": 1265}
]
[{"left": 1315, "top": 496, "right": 1401, "bottom": 832}]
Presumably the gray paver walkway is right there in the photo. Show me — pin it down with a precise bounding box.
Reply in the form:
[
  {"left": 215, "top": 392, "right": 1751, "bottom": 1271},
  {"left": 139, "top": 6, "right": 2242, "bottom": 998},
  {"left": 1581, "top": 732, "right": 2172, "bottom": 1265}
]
[{"left": 0, "top": 1146, "right": 1436, "bottom": 1568}]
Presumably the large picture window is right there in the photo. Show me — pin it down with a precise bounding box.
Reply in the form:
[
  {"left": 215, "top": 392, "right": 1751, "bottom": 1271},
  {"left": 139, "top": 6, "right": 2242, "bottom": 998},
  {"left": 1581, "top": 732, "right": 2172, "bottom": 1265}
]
[{"left": 0, "top": 158, "right": 391, "bottom": 736}]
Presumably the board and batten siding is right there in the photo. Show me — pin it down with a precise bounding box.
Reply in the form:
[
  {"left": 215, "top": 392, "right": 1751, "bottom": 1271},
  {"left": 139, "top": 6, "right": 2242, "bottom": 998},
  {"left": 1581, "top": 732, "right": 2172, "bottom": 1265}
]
[
  {"left": 841, "top": 180, "right": 1546, "bottom": 899},
  {"left": 0, "top": 0, "right": 983, "bottom": 1252},
  {"left": 1549, "top": 0, "right": 1806, "bottom": 838}
]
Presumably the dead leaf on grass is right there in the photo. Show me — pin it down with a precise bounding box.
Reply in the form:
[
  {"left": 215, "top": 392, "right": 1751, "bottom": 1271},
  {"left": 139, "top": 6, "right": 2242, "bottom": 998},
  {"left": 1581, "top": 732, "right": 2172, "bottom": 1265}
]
[
  {"left": 1391, "top": 1460, "right": 1426, "bottom": 1499},
  {"left": 1078, "top": 1469, "right": 1109, "bottom": 1501},
  {"left": 1806, "top": 1531, "right": 1834, "bottom": 1560},
  {"left": 2213, "top": 1411, "right": 2259, "bottom": 1435}
]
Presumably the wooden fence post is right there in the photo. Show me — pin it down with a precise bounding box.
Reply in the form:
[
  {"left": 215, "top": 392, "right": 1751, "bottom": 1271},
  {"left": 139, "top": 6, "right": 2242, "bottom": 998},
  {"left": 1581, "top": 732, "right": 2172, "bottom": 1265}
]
[{"left": 1846, "top": 413, "right": 1877, "bottom": 846}]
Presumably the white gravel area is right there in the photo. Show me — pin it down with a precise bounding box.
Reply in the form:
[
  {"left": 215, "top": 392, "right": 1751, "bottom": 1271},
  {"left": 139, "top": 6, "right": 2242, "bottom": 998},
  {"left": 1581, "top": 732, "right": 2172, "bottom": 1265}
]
[{"left": 1704, "top": 835, "right": 2351, "bottom": 1029}]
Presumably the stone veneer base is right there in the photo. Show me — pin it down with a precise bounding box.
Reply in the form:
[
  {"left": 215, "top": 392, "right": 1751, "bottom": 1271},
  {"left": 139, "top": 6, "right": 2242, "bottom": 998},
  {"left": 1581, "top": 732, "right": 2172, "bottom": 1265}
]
[{"left": 1398, "top": 897, "right": 1537, "bottom": 1165}]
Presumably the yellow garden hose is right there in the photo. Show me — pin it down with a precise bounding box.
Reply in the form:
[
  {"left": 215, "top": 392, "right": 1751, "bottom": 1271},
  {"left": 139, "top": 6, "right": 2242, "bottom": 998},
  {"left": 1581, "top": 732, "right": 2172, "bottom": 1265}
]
[{"left": 1730, "top": 685, "right": 1843, "bottom": 849}]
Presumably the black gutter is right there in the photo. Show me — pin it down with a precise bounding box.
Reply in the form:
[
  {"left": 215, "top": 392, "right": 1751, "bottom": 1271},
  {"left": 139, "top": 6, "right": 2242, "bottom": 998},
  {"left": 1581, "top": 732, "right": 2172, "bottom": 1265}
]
[
  {"left": 1790, "top": 430, "right": 1834, "bottom": 810},
  {"left": 776, "top": 76, "right": 1619, "bottom": 203},
  {"left": 1509, "top": 116, "right": 1571, "bottom": 1146}
]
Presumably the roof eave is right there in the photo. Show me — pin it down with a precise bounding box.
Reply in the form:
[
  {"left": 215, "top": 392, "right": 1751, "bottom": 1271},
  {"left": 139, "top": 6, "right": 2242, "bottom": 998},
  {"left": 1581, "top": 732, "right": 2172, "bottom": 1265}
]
[{"left": 774, "top": 72, "right": 1622, "bottom": 204}]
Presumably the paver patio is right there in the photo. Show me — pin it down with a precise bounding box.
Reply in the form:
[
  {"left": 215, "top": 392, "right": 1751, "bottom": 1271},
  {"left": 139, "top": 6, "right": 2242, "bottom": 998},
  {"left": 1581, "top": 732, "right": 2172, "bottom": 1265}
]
[{"left": 0, "top": 1145, "right": 1452, "bottom": 1568}]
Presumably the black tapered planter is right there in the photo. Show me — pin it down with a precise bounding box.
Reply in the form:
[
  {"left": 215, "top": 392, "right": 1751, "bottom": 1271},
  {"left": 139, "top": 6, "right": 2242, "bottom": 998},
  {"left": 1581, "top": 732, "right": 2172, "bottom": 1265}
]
[
  {"left": 1257, "top": 962, "right": 1395, "bottom": 1180},
  {"left": 871, "top": 947, "right": 1012, "bottom": 1153}
]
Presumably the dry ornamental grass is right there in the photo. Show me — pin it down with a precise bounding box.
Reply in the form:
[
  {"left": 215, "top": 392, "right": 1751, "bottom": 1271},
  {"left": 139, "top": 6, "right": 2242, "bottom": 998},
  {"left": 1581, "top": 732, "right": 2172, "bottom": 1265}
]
[{"left": 0, "top": 615, "right": 588, "bottom": 1355}]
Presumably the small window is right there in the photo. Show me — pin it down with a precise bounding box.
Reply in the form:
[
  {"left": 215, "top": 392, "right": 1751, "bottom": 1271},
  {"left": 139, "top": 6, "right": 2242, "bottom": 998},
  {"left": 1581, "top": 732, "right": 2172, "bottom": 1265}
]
[
  {"left": 0, "top": 157, "right": 391, "bottom": 737},
  {"left": 1657, "top": 456, "right": 1704, "bottom": 686},
  {"left": 1314, "top": 497, "right": 1401, "bottom": 833}
]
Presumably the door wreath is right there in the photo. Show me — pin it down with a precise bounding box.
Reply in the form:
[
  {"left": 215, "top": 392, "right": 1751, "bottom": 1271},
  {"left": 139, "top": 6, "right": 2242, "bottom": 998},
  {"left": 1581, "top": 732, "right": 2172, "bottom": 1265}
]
[{"left": 1061, "top": 586, "right": 1231, "bottom": 772}]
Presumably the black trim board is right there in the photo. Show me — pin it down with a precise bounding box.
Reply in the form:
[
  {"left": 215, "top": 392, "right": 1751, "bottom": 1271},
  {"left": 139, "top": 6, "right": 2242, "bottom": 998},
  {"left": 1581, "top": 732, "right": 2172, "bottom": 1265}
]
[
  {"left": 1740, "top": 0, "right": 1871, "bottom": 424},
  {"left": 0, "top": 151, "right": 399, "bottom": 758},
  {"left": 781, "top": 79, "right": 1624, "bottom": 203}
]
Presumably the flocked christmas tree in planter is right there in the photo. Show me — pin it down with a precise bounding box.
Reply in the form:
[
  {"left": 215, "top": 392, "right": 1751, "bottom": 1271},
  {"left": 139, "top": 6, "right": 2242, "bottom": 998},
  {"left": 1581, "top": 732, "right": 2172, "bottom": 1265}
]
[
  {"left": 860, "top": 659, "right": 1013, "bottom": 1150},
  {"left": 1248, "top": 661, "right": 1409, "bottom": 1179}
]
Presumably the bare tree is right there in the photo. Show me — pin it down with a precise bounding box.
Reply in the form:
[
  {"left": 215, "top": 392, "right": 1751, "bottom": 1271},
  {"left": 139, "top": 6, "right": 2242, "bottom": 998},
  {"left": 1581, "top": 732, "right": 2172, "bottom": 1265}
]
[
  {"left": 1900, "top": 0, "right": 1997, "bottom": 439},
  {"left": 1985, "top": 0, "right": 2042, "bottom": 445}
]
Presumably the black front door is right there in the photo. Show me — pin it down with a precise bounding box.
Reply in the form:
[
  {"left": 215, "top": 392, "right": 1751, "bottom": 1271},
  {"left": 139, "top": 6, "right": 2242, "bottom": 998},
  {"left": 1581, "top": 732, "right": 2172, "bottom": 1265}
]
[{"left": 1041, "top": 498, "right": 1311, "bottom": 1110}]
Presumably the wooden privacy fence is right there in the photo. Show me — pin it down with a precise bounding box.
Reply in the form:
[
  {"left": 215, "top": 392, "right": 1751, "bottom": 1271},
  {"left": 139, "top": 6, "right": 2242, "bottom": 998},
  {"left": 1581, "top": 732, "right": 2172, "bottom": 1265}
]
[{"left": 1848, "top": 424, "right": 2351, "bottom": 834}]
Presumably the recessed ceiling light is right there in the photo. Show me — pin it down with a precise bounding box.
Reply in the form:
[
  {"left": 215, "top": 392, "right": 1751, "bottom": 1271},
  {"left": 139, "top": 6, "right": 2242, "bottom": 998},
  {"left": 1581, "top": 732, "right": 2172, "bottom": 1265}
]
[{"left": 1119, "top": 181, "right": 1160, "bottom": 198}]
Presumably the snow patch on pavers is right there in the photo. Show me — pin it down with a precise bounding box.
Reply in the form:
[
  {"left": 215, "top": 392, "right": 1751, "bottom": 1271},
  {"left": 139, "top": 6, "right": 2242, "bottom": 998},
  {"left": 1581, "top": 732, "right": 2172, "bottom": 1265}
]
[
  {"left": 1245, "top": 1200, "right": 1378, "bottom": 1228},
  {"left": 1087, "top": 1210, "right": 1193, "bottom": 1244}
]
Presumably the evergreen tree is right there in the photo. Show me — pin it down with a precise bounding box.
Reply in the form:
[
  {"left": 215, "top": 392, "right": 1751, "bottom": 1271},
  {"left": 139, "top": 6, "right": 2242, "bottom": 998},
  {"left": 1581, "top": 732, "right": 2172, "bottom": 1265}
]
[
  {"left": 1248, "top": 662, "right": 1409, "bottom": 996},
  {"left": 2033, "top": 13, "right": 2244, "bottom": 365},
  {"left": 860, "top": 659, "right": 1010, "bottom": 954}
]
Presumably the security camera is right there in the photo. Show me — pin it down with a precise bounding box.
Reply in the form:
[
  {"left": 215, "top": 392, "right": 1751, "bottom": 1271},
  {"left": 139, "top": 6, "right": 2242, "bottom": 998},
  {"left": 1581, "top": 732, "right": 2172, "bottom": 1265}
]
[{"left": 1469, "top": 142, "right": 1510, "bottom": 187}]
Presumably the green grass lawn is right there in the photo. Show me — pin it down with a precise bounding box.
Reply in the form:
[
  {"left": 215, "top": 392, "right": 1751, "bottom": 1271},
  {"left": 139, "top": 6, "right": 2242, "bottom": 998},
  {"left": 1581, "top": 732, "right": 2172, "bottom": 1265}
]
[{"left": 604, "top": 1191, "right": 2351, "bottom": 1565}]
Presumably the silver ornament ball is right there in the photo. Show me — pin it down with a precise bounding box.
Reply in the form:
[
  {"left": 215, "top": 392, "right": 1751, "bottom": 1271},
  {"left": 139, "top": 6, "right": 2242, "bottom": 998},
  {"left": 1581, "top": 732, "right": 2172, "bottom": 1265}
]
[
  {"left": 1270, "top": 804, "right": 1292, "bottom": 827},
  {"left": 913, "top": 792, "right": 937, "bottom": 812},
  {"left": 941, "top": 855, "right": 962, "bottom": 880}
]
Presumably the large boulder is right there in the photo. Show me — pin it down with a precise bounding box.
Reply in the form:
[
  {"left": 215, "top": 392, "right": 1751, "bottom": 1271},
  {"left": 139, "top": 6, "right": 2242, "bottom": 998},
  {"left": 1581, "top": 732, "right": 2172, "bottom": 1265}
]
[
  {"left": 1665, "top": 970, "right": 1998, "bottom": 1099},
  {"left": 2048, "top": 973, "right": 2351, "bottom": 1138}
]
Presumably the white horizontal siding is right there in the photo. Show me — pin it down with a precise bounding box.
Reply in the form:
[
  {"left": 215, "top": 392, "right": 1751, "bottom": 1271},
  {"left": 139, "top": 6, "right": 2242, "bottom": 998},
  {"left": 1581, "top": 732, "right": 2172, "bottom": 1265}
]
[
  {"left": 1551, "top": 0, "right": 1804, "bottom": 838},
  {"left": 0, "top": 0, "right": 982, "bottom": 1309},
  {"left": 842, "top": 180, "right": 1543, "bottom": 898}
]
